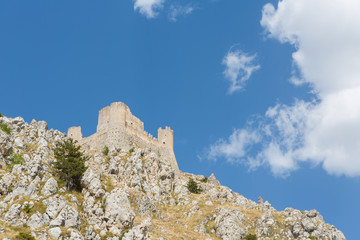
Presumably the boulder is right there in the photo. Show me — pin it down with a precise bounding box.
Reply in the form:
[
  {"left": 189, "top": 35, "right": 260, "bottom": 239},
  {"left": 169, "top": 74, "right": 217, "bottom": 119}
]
[
  {"left": 27, "top": 212, "right": 50, "bottom": 230},
  {"left": 44, "top": 195, "right": 67, "bottom": 219},
  {"left": 41, "top": 177, "right": 58, "bottom": 197},
  {"left": 14, "top": 137, "right": 25, "bottom": 149},
  {"left": 4, "top": 204, "right": 22, "bottom": 226},
  {"left": 105, "top": 188, "right": 135, "bottom": 229},
  {"left": 48, "top": 227, "right": 62, "bottom": 239},
  {"left": 301, "top": 217, "right": 317, "bottom": 232}
]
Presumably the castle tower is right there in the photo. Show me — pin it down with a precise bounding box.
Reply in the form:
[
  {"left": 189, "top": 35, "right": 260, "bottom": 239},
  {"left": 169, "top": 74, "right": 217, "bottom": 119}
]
[
  {"left": 67, "top": 126, "right": 83, "bottom": 142},
  {"left": 158, "top": 126, "right": 174, "bottom": 150},
  {"left": 97, "top": 102, "right": 127, "bottom": 132}
]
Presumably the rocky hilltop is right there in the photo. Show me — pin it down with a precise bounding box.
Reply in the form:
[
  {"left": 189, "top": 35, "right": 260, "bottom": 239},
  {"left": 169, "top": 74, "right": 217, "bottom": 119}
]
[{"left": 0, "top": 115, "right": 345, "bottom": 240}]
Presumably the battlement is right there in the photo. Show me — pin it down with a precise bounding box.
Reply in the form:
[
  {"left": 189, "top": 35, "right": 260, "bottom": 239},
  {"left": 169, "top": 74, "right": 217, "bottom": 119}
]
[{"left": 67, "top": 102, "right": 179, "bottom": 172}]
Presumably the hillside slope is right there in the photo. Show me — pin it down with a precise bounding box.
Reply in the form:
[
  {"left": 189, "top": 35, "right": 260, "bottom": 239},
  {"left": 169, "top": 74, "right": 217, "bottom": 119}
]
[{"left": 0, "top": 115, "right": 345, "bottom": 240}]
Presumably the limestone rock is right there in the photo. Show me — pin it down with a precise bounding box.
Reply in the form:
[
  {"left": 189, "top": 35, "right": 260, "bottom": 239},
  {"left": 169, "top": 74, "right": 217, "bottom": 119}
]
[
  {"left": 105, "top": 188, "right": 135, "bottom": 229},
  {"left": 81, "top": 168, "right": 103, "bottom": 196},
  {"left": 301, "top": 217, "right": 317, "bottom": 232},
  {"left": 41, "top": 177, "right": 58, "bottom": 197},
  {"left": 49, "top": 205, "right": 80, "bottom": 228},
  {"left": 14, "top": 137, "right": 25, "bottom": 149},
  {"left": 256, "top": 212, "right": 276, "bottom": 236},
  {"left": 44, "top": 195, "right": 67, "bottom": 219},
  {"left": 0, "top": 173, "right": 15, "bottom": 194},
  {"left": 27, "top": 212, "right": 50, "bottom": 230},
  {"left": 4, "top": 204, "right": 22, "bottom": 226},
  {"left": 0, "top": 130, "right": 12, "bottom": 156},
  {"left": 215, "top": 208, "right": 246, "bottom": 240},
  {"left": 208, "top": 173, "right": 220, "bottom": 186},
  {"left": 48, "top": 227, "right": 62, "bottom": 239},
  {"left": 122, "top": 218, "right": 151, "bottom": 240}
]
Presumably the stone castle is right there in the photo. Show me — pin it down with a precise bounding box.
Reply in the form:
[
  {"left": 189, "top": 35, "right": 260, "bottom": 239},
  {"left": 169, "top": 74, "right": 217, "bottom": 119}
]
[{"left": 67, "top": 102, "right": 179, "bottom": 171}]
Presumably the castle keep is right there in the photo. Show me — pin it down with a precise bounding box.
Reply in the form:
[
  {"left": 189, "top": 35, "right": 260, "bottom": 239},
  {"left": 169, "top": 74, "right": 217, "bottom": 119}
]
[{"left": 67, "top": 102, "right": 179, "bottom": 171}]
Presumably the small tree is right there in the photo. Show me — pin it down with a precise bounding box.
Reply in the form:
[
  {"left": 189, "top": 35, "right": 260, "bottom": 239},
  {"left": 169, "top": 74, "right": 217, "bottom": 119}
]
[
  {"left": 187, "top": 178, "right": 202, "bottom": 194},
  {"left": 53, "top": 139, "right": 88, "bottom": 190}
]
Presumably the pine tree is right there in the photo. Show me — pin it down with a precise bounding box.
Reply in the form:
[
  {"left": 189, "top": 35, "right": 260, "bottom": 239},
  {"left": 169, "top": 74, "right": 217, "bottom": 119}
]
[{"left": 53, "top": 138, "right": 88, "bottom": 190}]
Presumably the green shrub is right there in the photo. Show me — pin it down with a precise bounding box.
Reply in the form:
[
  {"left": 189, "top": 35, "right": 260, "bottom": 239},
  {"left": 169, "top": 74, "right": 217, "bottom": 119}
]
[
  {"left": 244, "top": 234, "right": 257, "bottom": 240},
  {"left": 53, "top": 138, "right": 89, "bottom": 191},
  {"left": 8, "top": 152, "right": 24, "bottom": 169},
  {"left": 102, "top": 146, "right": 109, "bottom": 156},
  {"left": 200, "top": 177, "right": 208, "bottom": 183},
  {"left": 187, "top": 178, "right": 202, "bottom": 194},
  {"left": 129, "top": 148, "right": 134, "bottom": 153},
  {"left": 15, "top": 232, "right": 35, "bottom": 240},
  {"left": 0, "top": 113, "right": 3, "bottom": 117},
  {"left": 23, "top": 204, "right": 31, "bottom": 213},
  {"left": 0, "top": 123, "right": 11, "bottom": 134}
]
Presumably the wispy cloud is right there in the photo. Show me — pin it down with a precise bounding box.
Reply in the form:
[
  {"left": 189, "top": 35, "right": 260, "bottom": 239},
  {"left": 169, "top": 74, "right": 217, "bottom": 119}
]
[
  {"left": 133, "top": 0, "right": 194, "bottom": 21},
  {"left": 134, "top": 0, "right": 165, "bottom": 19},
  {"left": 222, "top": 49, "right": 260, "bottom": 94},
  {"left": 168, "top": 4, "right": 194, "bottom": 22}
]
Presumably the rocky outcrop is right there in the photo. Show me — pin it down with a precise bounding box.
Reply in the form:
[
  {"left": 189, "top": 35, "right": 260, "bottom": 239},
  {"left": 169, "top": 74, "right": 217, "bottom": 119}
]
[
  {"left": 104, "top": 188, "right": 135, "bottom": 230},
  {"left": 0, "top": 114, "right": 346, "bottom": 239},
  {"left": 215, "top": 208, "right": 246, "bottom": 239}
]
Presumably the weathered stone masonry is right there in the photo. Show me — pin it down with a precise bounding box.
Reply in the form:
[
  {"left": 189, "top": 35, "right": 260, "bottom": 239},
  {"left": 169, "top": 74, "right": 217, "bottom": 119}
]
[{"left": 67, "top": 102, "right": 179, "bottom": 172}]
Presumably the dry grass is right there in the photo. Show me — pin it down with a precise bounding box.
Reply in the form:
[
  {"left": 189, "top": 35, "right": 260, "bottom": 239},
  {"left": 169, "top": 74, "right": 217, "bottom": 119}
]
[
  {"left": 100, "top": 175, "right": 115, "bottom": 193},
  {"left": 148, "top": 194, "right": 222, "bottom": 240},
  {"left": 25, "top": 143, "right": 38, "bottom": 154},
  {"left": 143, "top": 185, "right": 288, "bottom": 240},
  {"left": 0, "top": 220, "right": 30, "bottom": 239}
]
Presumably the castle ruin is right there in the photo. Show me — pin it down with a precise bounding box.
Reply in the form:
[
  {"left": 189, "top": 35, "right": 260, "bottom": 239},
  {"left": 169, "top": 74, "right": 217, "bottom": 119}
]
[{"left": 67, "top": 102, "right": 179, "bottom": 172}]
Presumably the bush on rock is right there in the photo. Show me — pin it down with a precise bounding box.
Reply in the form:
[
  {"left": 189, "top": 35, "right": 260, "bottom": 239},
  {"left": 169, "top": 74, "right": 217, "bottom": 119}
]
[{"left": 187, "top": 178, "right": 202, "bottom": 194}]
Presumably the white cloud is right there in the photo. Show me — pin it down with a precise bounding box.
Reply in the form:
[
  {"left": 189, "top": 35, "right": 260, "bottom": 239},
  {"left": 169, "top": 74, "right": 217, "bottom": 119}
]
[
  {"left": 134, "top": 0, "right": 165, "bottom": 19},
  {"left": 209, "top": 0, "right": 360, "bottom": 177},
  {"left": 208, "top": 129, "right": 261, "bottom": 164},
  {"left": 168, "top": 5, "right": 194, "bottom": 22},
  {"left": 222, "top": 50, "right": 260, "bottom": 94}
]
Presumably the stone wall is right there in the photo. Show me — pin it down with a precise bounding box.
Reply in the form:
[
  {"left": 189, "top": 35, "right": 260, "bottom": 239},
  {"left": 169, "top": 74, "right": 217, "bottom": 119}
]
[
  {"left": 67, "top": 126, "right": 82, "bottom": 142},
  {"left": 67, "top": 102, "right": 179, "bottom": 172}
]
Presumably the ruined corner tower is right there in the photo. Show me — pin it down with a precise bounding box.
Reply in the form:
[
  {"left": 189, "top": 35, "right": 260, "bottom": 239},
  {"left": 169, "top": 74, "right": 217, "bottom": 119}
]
[{"left": 67, "top": 102, "right": 179, "bottom": 172}]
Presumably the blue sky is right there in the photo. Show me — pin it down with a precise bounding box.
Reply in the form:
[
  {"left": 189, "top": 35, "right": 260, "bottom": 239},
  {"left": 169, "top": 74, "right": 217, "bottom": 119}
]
[{"left": 1, "top": 0, "right": 359, "bottom": 238}]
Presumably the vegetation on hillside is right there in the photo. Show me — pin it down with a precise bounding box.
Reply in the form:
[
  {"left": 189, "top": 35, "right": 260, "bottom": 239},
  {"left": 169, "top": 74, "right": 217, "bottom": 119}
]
[
  {"left": 53, "top": 138, "right": 89, "bottom": 190},
  {"left": 187, "top": 178, "right": 202, "bottom": 194},
  {"left": 15, "top": 232, "right": 35, "bottom": 240},
  {"left": 0, "top": 123, "right": 11, "bottom": 134}
]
